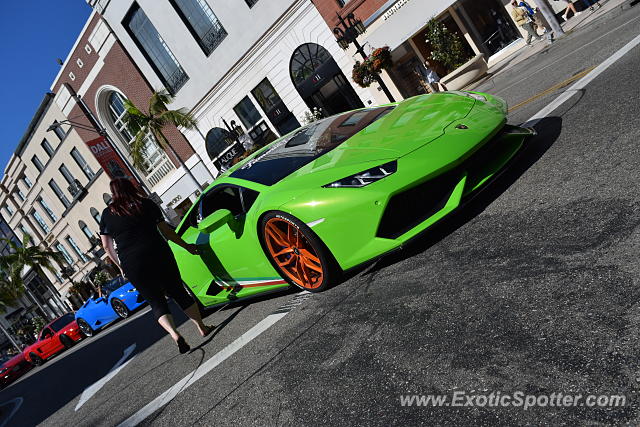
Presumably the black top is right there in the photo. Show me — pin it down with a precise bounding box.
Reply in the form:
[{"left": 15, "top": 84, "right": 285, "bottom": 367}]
[{"left": 99, "top": 198, "right": 166, "bottom": 258}]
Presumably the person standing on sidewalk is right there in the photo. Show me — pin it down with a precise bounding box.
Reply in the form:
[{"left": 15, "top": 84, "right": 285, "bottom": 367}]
[
  {"left": 558, "top": 0, "right": 581, "bottom": 21},
  {"left": 99, "top": 177, "right": 214, "bottom": 354},
  {"left": 582, "top": 0, "right": 602, "bottom": 10},
  {"left": 511, "top": 0, "right": 542, "bottom": 45}
]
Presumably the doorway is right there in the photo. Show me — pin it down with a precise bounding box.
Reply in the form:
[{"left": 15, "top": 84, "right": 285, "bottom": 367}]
[{"left": 290, "top": 43, "right": 364, "bottom": 117}]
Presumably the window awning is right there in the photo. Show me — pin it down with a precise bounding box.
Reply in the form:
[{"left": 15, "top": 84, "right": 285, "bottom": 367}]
[{"left": 363, "top": 0, "right": 456, "bottom": 51}]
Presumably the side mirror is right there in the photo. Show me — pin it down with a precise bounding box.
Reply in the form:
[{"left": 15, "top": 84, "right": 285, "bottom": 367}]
[{"left": 197, "top": 209, "right": 233, "bottom": 234}]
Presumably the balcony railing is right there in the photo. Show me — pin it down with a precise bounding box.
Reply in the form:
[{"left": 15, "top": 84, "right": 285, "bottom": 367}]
[
  {"left": 146, "top": 157, "right": 175, "bottom": 187},
  {"left": 200, "top": 23, "right": 227, "bottom": 55},
  {"left": 165, "top": 66, "right": 189, "bottom": 95}
]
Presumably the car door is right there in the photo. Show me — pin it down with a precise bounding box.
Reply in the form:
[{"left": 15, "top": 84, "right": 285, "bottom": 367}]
[
  {"left": 90, "top": 296, "right": 117, "bottom": 328},
  {"left": 181, "top": 184, "right": 284, "bottom": 301},
  {"left": 37, "top": 328, "right": 60, "bottom": 358}
]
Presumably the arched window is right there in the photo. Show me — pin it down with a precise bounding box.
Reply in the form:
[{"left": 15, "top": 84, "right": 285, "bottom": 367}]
[
  {"left": 106, "top": 92, "right": 164, "bottom": 171},
  {"left": 205, "top": 127, "right": 234, "bottom": 160},
  {"left": 99, "top": 89, "right": 174, "bottom": 186},
  {"left": 90, "top": 207, "right": 101, "bottom": 225},
  {"left": 290, "top": 43, "right": 332, "bottom": 85}
]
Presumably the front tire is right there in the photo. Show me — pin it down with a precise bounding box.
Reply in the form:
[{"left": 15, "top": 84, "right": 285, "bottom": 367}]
[
  {"left": 77, "top": 318, "right": 94, "bottom": 337},
  {"left": 112, "top": 299, "right": 130, "bottom": 319},
  {"left": 260, "top": 211, "right": 339, "bottom": 292},
  {"left": 59, "top": 334, "right": 74, "bottom": 349},
  {"left": 30, "top": 353, "right": 43, "bottom": 366}
]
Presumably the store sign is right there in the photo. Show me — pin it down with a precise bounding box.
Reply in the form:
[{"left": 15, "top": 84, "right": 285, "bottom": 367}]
[
  {"left": 383, "top": 0, "right": 414, "bottom": 20},
  {"left": 85, "top": 136, "right": 134, "bottom": 180},
  {"left": 214, "top": 142, "right": 245, "bottom": 172}
]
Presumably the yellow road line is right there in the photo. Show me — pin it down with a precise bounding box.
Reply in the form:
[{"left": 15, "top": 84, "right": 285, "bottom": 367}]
[{"left": 509, "top": 66, "right": 596, "bottom": 112}]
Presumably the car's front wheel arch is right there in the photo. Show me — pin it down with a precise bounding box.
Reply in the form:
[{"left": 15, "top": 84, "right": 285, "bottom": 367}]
[{"left": 258, "top": 210, "right": 340, "bottom": 292}]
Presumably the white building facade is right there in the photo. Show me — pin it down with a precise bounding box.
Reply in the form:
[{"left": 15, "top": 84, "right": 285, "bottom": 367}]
[{"left": 91, "top": 0, "right": 383, "bottom": 184}]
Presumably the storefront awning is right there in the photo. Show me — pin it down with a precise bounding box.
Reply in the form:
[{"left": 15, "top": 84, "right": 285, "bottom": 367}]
[{"left": 363, "top": 0, "right": 457, "bottom": 50}]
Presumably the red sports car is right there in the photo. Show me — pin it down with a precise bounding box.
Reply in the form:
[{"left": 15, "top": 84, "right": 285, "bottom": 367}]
[
  {"left": 23, "top": 313, "right": 84, "bottom": 365},
  {"left": 0, "top": 352, "right": 33, "bottom": 389}
]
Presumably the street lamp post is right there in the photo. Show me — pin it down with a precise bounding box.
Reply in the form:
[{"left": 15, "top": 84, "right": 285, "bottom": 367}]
[{"left": 333, "top": 12, "right": 396, "bottom": 103}]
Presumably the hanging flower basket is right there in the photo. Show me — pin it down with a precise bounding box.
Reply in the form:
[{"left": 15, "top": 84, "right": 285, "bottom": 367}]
[
  {"left": 352, "top": 60, "right": 376, "bottom": 88},
  {"left": 351, "top": 46, "right": 394, "bottom": 88},
  {"left": 369, "top": 46, "right": 393, "bottom": 72}
]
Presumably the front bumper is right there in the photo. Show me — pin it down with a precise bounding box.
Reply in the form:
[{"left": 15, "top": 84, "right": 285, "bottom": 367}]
[{"left": 283, "top": 124, "right": 532, "bottom": 270}]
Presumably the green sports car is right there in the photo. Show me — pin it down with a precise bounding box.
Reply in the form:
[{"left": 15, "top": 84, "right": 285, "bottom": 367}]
[{"left": 171, "top": 91, "right": 533, "bottom": 306}]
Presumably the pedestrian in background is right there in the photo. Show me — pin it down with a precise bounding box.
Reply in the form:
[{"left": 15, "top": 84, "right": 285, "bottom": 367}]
[
  {"left": 533, "top": 6, "right": 555, "bottom": 44},
  {"left": 582, "top": 0, "right": 601, "bottom": 10},
  {"left": 99, "top": 178, "right": 214, "bottom": 354},
  {"left": 557, "top": 0, "right": 581, "bottom": 21},
  {"left": 511, "top": 0, "right": 542, "bottom": 46}
]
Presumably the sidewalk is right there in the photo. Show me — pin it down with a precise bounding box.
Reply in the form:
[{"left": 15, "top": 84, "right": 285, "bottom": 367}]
[{"left": 469, "top": 0, "right": 634, "bottom": 86}]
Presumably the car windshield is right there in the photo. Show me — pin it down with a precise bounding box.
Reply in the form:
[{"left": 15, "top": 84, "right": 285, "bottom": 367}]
[
  {"left": 48, "top": 313, "right": 75, "bottom": 332},
  {"left": 229, "top": 107, "right": 395, "bottom": 186},
  {"left": 102, "top": 277, "right": 125, "bottom": 294}
]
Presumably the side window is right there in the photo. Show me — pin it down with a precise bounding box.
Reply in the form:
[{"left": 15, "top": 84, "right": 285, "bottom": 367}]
[
  {"left": 41, "top": 328, "right": 53, "bottom": 340},
  {"left": 200, "top": 186, "right": 243, "bottom": 219}
]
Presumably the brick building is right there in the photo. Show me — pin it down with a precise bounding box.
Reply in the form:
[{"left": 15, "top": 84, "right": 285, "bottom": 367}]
[{"left": 51, "top": 11, "right": 213, "bottom": 220}]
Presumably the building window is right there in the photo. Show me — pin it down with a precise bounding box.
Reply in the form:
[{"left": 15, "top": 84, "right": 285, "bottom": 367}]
[
  {"left": 233, "top": 97, "right": 261, "bottom": 129},
  {"left": 59, "top": 164, "right": 76, "bottom": 187},
  {"left": 48, "top": 179, "right": 71, "bottom": 208},
  {"left": 18, "top": 224, "right": 30, "bottom": 238},
  {"left": 170, "top": 0, "right": 227, "bottom": 56},
  {"left": 22, "top": 175, "right": 33, "bottom": 189},
  {"left": 79, "top": 220, "right": 93, "bottom": 240},
  {"left": 4, "top": 206, "right": 13, "bottom": 217},
  {"left": 124, "top": 3, "right": 189, "bottom": 94},
  {"left": 32, "top": 155, "right": 45, "bottom": 173},
  {"left": 31, "top": 210, "right": 50, "bottom": 234},
  {"left": 54, "top": 242, "right": 74, "bottom": 264},
  {"left": 41, "top": 138, "right": 55, "bottom": 158},
  {"left": 70, "top": 148, "right": 95, "bottom": 180},
  {"left": 90, "top": 207, "right": 101, "bottom": 224},
  {"left": 106, "top": 91, "right": 165, "bottom": 174},
  {"left": 38, "top": 197, "right": 58, "bottom": 222},
  {"left": 66, "top": 236, "right": 87, "bottom": 263},
  {"left": 84, "top": 44, "right": 92, "bottom": 54},
  {"left": 77, "top": 58, "right": 84, "bottom": 68},
  {"left": 15, "top": 189, "right": 25, "bottom": 202},
  {"left": 51, "top": 120, "right": 67, "bottom": 140},
  {"left": 69, "top": 72, "right": 76, "bottom": 81},
  {"left": 245, "top": 0, "right": 259, "bottom": 7}
]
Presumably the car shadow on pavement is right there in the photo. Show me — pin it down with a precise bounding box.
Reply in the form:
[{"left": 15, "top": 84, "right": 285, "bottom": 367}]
[{"left": 363, "top": 115, "right": 564, "bottom": 275}]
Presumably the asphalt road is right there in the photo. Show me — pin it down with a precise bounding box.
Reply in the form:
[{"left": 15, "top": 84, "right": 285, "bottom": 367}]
[{"left": 2, "top": 3, "right": 640, "bottom": 425}]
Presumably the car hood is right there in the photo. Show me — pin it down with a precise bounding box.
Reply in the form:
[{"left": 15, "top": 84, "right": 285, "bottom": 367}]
[{"left": 278, "top": 93, "right": 475, "bottom": 186}]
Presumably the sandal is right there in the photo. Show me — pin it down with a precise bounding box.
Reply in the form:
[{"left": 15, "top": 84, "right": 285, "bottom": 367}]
[
  {"left": 176, "top": 336, "right": 190, "bottom": 354},
  {"left": 201, "top": 325, "right": 216, "bottom": 337}
]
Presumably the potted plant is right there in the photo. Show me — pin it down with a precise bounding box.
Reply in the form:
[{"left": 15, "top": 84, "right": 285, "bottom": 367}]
[
  {"left": 352, "top": 46, "right": 394, "bottom": 88},
  {"left": 423, "top": 18, "right": 487, "bottom": 90}
]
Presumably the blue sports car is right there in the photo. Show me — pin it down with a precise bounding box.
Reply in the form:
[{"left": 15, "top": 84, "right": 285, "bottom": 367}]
[{"left": 75, "top": 277, "right": 146, "bottom": 337}]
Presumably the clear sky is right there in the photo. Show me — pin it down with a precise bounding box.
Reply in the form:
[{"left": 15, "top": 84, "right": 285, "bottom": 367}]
[{"left": 0, "top": 1, "right": 92, "bottom": 171}]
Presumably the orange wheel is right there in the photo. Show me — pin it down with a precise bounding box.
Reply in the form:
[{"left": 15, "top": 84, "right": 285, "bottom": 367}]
[{"left": 261, "top": 212, "right": 337, "bottom": 292}]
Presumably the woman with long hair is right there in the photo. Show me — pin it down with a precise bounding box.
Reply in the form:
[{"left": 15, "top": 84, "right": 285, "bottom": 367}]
[{"left": 99, "top": 177, "right": 212, "bottom": 353}]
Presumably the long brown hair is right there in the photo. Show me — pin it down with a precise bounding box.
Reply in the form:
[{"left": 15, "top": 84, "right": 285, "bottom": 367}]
[{"left": 108, "top": 178, "right": 144, "bottom": 216}]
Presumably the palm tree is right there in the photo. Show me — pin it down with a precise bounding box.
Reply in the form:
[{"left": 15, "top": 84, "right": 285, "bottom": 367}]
[
  {"left": 0, "top": 234, "right": 68, "bottom": 318},
  {"left": 0, "top": 268, "right": 26, "bottom": 351},
  {"left": 123, "top": 90, "right": 203, "bottom": 190}
]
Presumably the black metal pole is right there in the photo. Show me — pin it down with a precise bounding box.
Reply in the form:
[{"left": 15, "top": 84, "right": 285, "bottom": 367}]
[
  {"left": 62, "top": 83, "right": 151, "bottom": 195},
  {"left": 335, "top": 13, "right": 395, "bottom": 103}
]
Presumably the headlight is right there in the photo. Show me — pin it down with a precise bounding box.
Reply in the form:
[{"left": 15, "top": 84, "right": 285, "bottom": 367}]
[
  {"left": 323, "top": 161, "right": 397, "bottom": 188},
  {"left": 127, "top": 288, "right": 137, "bottom": 293}
]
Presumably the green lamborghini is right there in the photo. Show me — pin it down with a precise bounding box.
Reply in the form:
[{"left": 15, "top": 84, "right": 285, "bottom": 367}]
[{"left": 171, "top": 91, "right": 533, "bottom": 306}]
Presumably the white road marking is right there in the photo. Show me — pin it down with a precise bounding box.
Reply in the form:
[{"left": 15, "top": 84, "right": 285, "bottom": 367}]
[
  {"left": 117, "top": 312, "right": 288, "bottom": 427},
  {"left": 0, "top": 397, "right": 23, "bottom": 427},
  {"left": 75, "top": 344, "right": 137, "bottom": 411},
  {"left": 522, "top": 32, "right": 640, "bottom": 127}
]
